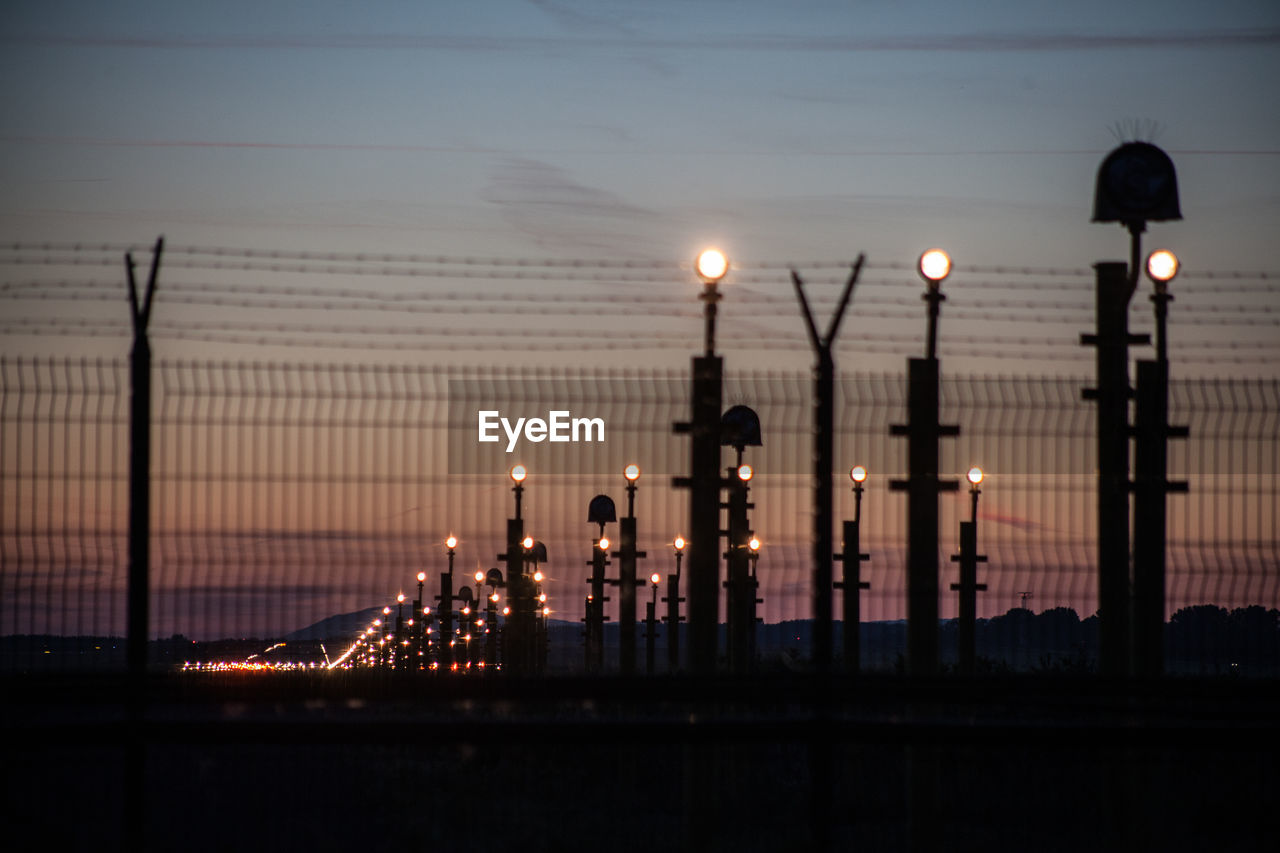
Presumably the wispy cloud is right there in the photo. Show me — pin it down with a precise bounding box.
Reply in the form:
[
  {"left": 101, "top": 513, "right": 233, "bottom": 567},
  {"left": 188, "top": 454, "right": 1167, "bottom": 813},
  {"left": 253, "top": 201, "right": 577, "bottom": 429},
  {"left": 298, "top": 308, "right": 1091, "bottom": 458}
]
[
  {"left": 525, "top": 0, "right": 639, "bottom": 37},
  {"left": 482, "top": 158, "right": 661, "bottom": 254}
]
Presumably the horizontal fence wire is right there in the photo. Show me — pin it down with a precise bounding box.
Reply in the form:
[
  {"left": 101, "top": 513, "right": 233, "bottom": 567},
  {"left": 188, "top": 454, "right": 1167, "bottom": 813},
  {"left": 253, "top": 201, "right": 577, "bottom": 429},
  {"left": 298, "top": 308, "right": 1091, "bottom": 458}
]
[{"left": 1, "top": 357, "right": 1276, "bottom": 674}]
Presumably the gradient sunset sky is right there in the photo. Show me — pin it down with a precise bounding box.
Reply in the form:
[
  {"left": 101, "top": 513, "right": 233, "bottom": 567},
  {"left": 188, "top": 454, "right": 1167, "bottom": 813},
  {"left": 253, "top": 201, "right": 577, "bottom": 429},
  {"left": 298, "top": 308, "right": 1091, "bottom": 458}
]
[
  {"left": 3, "top": 0, "right": 1277, "bottom": 268},
  {"left": 3, "top": 1, "right": 1278, "bottom": 638}
]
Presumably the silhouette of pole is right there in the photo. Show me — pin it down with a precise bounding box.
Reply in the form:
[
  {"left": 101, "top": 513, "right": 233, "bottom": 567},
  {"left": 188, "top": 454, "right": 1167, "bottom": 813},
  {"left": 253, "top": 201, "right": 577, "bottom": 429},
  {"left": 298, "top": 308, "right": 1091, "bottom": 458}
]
[
  {"left": 125, "top": 237, "right": 162, "bottom": 679},
  {"left": 950, "top": 469, "right": 988, "bottom": 675},
  {"left": 834, "top": 467, "right": 871, "bottom": 672},
  {"left": 123, "top": 236, "right": 162, "bottom": 853},
  {"left": 645, "top": 575, "right": 660, "bottom": 674},
  {"left": 665, "top": 539, "right": 685, "bottom": 671},
  {"left": 612, "top": 467, "right": 646, "bottom": 675},
  {"left": 500, "top": 466, "right": 529, "bottom": 675},
  {"left": 1088, "top": 141, "right": 1181, "bottom": 679},
  {"left": 585, "top": 495, "right": 615, "bottom": 674},
  {"left": 674, "top": 249, "right": 728, "bottom": 675},
  {"left": 791, "top": 256, "right": 865, "bottom": 672},
  {"left": 586, "top": 539, "right": 608, "bottom": 673},
  {"left": 681, "top": 355, "right": 720, "bottom": 675},
  {"left": 724, "top": 459, "right": 754, "bottom": 674},
  {"left": 1133, "top": 257, "right": 1188, "bottom": 678},
  {"left": 1081, "top": 262, "right": 1147, "bottom": 677},
  {"left": 484, "top": 574, "right": 501, "bottom": 670},
  {"left": 413, "top": 572, "right": 426, "bottom": 670},
  {"left": 438, "top": 538, "right": 457, "bottom": 670},
  {"left": 891, "top": 251, "right": 959, "bottom": 677}
]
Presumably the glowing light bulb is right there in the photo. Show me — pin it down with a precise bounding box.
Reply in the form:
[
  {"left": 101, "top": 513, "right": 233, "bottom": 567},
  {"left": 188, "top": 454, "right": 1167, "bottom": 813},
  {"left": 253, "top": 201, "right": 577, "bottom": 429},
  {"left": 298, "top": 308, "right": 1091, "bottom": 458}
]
[
  {"left": 695, "top": 248, "right": 729, "bottom": 284},
  {"left": 1146, "top": 249, "right": 1179, "bottom": 283},
  {"left": 918, "top": 249, "right": 951, "bottom": 284}
]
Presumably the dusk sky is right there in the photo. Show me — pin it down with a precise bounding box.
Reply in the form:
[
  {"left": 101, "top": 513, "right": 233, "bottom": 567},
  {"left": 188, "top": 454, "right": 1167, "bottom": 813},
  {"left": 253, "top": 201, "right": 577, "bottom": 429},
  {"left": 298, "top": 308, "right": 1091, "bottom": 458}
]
[
  {"left": 4, "top": 1, "right": 1278, "bottom": 273},
  {"left": 3, "top": 2, "right": 1278, "bottom": 638},
  {"left": 4, "top": 1, "right": 1279, "bottom": 376}
]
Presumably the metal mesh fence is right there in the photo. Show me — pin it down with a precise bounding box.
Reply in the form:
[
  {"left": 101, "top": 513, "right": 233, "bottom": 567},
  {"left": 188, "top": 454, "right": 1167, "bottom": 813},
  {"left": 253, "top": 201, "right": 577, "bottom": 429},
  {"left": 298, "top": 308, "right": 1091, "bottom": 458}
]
[{"left": 2, "top": 356, "right": 1276, "bottom": 673}]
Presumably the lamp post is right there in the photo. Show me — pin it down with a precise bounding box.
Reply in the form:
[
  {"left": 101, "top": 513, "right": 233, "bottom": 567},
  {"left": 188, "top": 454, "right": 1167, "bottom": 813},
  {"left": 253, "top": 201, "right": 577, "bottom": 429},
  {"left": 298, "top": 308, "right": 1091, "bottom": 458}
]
[
  {"left": 919, "top": 250, "right": 950, "bottom": 360},
  {"left": 414, "top": 572, "right": 426, "bottom": 669},
  {"left": 1147, "top": 250, "right": 1178, "bottom": 363},
  {"left": 696, "top": 249, "right": 727, "bottom": 357},
  {"left": 456, "top": 586, "right": 475, "bottom": 671},
  {"left": 394, "top": 593, "right": 406, "bottom": 670},
  {"left": 438, "top": 536, "right": 458, "bottom": 671},
  {"left": 664, "top": 537, "right": 686, "bottom": 671},
  {"left": 835, "top": 466, "right": 871, "bottom": 672},
  {"left": 612, "top": 464, "right": 647, "bottom": 675},
  {"left": 472, "top": 570, "right": 488, "bottom": 669},
  {"left": 1133, "top": 250, "right": 1188, "bottom": 679},
  {"left": 646, "top": 573, "right": 661, "bottom": 675},
  {"left": 674, "top": 249, "right": 729, "bottom": 675},
  {"left": 890, "top": 251, "right": 960, "bottom": 677},
  {"left": 500, "top": 465, "right": 531, "bottom": 676},
  {"left": 747, "top": 537, "right": 761, "bottom": 665},
  {"left": 950, "top": 467, "right": 989, "bottom": 675},
  {"left": 480, "top": 569, "right": 503, "bottom": 671},
  {"left": 725, "top": 460, "right": 756, "bottom": 674},
  {"left": 526, "top": 539, "right": 549, "bottom": 674},
  {"left": 585, "top": 494, "right": 615, "bottom": 674},
  {"left": 381, "top": 607, "right": 392, "bottom": 668},
  {"left": 792, "top": 255, "right": 866, "bottom": 672}
]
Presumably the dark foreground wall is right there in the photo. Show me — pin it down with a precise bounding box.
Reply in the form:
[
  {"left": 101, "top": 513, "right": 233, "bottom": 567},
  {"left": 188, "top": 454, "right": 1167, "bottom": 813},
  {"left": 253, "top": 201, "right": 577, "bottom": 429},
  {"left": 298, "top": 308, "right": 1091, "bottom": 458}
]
[{"left": 5, "top": 674, "right": 1277, "bottom": 853}]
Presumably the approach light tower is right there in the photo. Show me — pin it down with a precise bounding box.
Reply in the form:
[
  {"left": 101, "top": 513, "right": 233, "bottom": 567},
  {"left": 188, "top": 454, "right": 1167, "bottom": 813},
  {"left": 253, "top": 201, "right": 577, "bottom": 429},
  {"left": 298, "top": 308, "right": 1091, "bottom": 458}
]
[
  {"left": 1087, "top": 140, "right": 1182, "bottom": 678},
  {"left": 889, "top": 250, "right": 960, "bottom": 677},
  {"left": 585, "top": 494, "right": 616, "bottom": 674},
  {"left": 950, "top": 467, "right": 989, "bottom": 675},
  {"left": 1133, "top": 249, "right": 1188, "bottom": 678},
  {"left": 611, "top": 464, "right": 647, "bottom": 675},
  {"left": 438, "top": 536, "right": 459, "bottom": 670},
  {"left": 834, "top": 466, "right": 872, "bottom": 672},
  {"left": 499, "top": 465, "right": 534, "bottom": 675},
  {"left": 664, "top": 537, "right": 686, "bottom": 671},
  {"left": 673, "top": 248, "right": 729, "bottom": 675}
]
